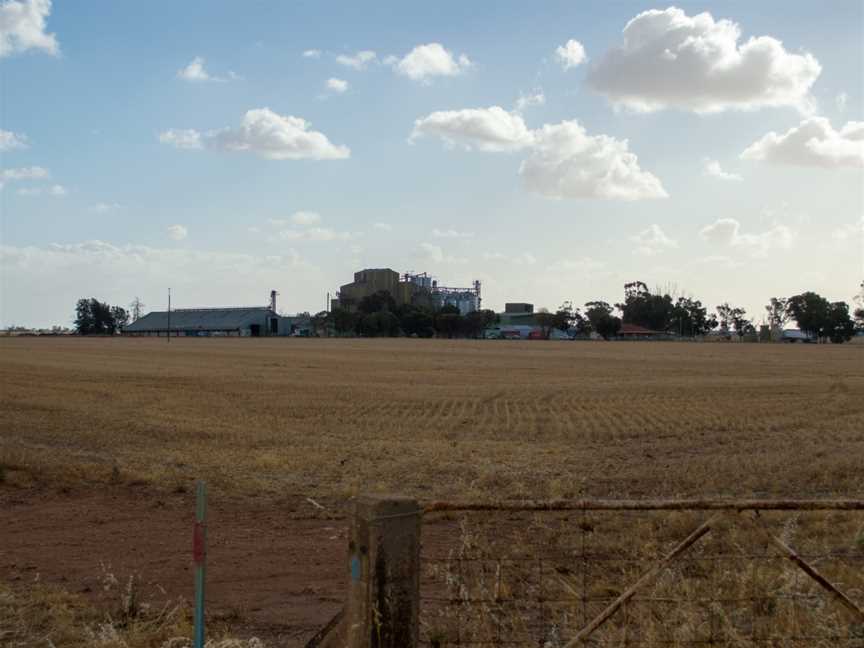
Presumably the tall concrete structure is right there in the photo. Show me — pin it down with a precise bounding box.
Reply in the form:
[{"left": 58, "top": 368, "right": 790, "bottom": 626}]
[{"left": 334, "top": 268, "right": 481, "bottom": 314}]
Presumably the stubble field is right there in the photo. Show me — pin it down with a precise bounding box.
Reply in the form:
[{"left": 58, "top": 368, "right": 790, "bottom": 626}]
[
  {"left": 1, "top": 337, "right": 863, "bottom": 646},
  {"left": 1, "top": 337, "right": 862, "bottom": 500}
]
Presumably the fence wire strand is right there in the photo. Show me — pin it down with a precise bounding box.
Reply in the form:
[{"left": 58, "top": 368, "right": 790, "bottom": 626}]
[{"left": 418, "top": 506, "right": 864, "bottom": 647}]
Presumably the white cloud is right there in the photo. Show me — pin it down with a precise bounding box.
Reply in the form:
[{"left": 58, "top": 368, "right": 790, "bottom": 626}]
[
  {"left": 420, "top": 242, "right": 467, "bottom": 264},
  {"left": 0, "top": 129, "right": 28, "bottom": 151},
  {"left": 555, "top": 39, "right": 587, "bottom": 69},
  {"left": 411, "top": 106, "right": 534, "bottom": 152},
  {"left": 158, "top": 129, "right": 203, "bottom": 150},
  {"left": 411, "top": 108, "right": 666, "bottom": 201},
  {"left": 177, "top": 56, "right": 222, "bottom": 82},
  {"left": 586, "top": 6, "right": 821, "bottom": 113},
  {"left": 390, "top": 43, "right": 471, "bottom": 82},
  {"left": 160, "top": 108, "right": 350, "bottom": 160},
  {"left": 0, "top": 0, "right": 58, "bottom": 58},
  {"left": 519, "top": 120, "right": 668, "bottom": 200},
  {"left": 290, "top": 210, "right": 321, "bottom": 226},
  {"left": 741, "top": 117, "right": 864, "bottom": 168},
  {"left": 1, "top": 165, "right": 49, "bottom": 181},
  {"left": 326, "top": 77, "right": 348, "bottom": 93},
  {"left": 515, "top": 90, "right": 545, "bottom": 112},
  {"left": 16, "top": 182, "right": 64, "bottom": 196},
  {"left": 91, "top": 202, "right": 122, "bottom": 213},
  {"left": 702, "top": 158, "right": 742, "bottom": 181},
  {"left": 631, "top": 224, "right": 678, "bottom": 256},
  {"left": 432, "top": 228, "right": 474, "bottom": 239},
  {"left": 699, "top": 217, "right": 795, "bottom": 257},
  {"left": 167, "top": 224, "right": 188, "bottom": 241},
  {"left": 335, "top": 50, "right": 376, "bottom": 70},
  {"left": 373, "top": 222, "right": 392, "bottom": 232},
  {"left": 514, "top": 252, "right": 537, "bottom": 265},
  {"left": 482, "top": 252, "right": 506, "bottom": 261},
  {"left": 0, "top": 240, "right": 320, "bottom": 327},
  {"left": 832, "top": 216, "right": 864, "bottom": 242},
  {"left": 278, "top": 227, "right": 351, "bottom": 242},
  {"left": 302, "top": 49, "right": 321, "bottom": 59}
]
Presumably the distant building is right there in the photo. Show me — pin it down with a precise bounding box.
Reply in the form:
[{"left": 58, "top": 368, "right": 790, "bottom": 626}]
[
  {"left": 124, "top": 307, "right": 293, "bottom": 337},
  {"left": 781, "top": 329, "right": 814, "bottom": 343},
  {"left": 619, "top": 323, "right": 663, "bottom": 338},
  {"left": 504, "top": 303, "right": 534, "bottom": 314},
  {"left": 334, "top": 268, "right": 481, "bottom": 315}
]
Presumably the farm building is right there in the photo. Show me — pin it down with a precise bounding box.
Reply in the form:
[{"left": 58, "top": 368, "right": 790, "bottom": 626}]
[
  {"left": 124, "top": 307, "right": 296, "bottom": 337},
  {"left": 781, "top": 329, "right": 815, "bottom": 343},
  {"left": 619, "top": 323, "right": 665, "bottom": 338}
]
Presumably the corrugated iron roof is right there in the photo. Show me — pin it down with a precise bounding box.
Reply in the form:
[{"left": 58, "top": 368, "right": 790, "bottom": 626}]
[
  {"left": 125, "top": 308, "right": 274, "bottom": 332},
  {"left": 620, "top": 323, "right": 660, "bottom": 335}
]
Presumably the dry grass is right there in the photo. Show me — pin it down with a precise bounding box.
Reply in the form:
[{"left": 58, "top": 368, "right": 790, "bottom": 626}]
[
  {"left": 0, "top": 569, "right": 264, "bottom": 648},
  {"left": 1, "top": 337, "right": 862, "bottom": 500},
  {"left": 420, "top": 509, "right": 864, "bottom": 646}
]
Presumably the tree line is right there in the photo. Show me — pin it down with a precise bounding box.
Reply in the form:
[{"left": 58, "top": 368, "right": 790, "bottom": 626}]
[
  {"left": 70, "top": 281, "right": 863, "bottom": 342},
  {"left": 312, "top": 291, "right": 499, "bottom": 338},
  {"left": 539, "top": 280, "right": 860, "bottom": 343}
]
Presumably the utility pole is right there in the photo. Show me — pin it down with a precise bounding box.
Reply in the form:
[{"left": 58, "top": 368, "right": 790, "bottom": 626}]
[{"left": 167, "top": 287, "right": 171, "bottom": 343}]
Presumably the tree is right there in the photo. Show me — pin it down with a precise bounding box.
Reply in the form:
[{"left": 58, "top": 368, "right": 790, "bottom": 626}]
[
  {"left": 435, "top": 304, "right": 463, "bottom": 339},
  {"left": 129, "top": 297, "right": 145, "bottom": 322},
  {"left": 358, "top": 290, "right": 397, "bottom": 315},
  {"left": 397, "top": 305, "right": 435, "bottom": 338},
  {"left": 74, "top": 298, "right": 125, "bottom": 334},
  {"left": 584, "top": 301, "right": 621, "bottom": 340},
  {"left": 715, "top": 303, "right": 751, "bottom": 340},
  {"left": 825, "top": 301, "right": 855, "bottom": 344},
  {"left": 358, "top": 311, "right": 400, "bottom": 337},
  {"left": 670, "top": 297, "right": 716, "bottom": 337},
  {"left": 617, "top": 281, "right": 674, "bottom": 332},
  {"left": 854, "top": 281, "right": 864, "bottom": 331},
  {"left": 765, "top": 297, "right": 789, "bottom": 332},
  {"left": 331, "top": 307, "right": 358, "bottom": 336},
  {"left": 109, "top": 306, "right": 129, "bottom": 333},
  {"left": 311, "top": 310, "right": 331, "bottom": 336},
  {"left": 462, "top": 309, "right": 497, "bottom": 339},
  {"left": 535, "top": 310, "right": 557, "bottom": 339},
  {"left": 786, "top": 292, "right": 831, "bottom": 339}
]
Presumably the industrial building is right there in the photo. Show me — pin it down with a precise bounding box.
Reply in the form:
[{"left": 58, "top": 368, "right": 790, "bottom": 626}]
[
  {"left": 123, "top": 291, "right": 309, "bottom": 337},
  {"left": 334, "top": 268, "right": 481, "bottom": 315}
]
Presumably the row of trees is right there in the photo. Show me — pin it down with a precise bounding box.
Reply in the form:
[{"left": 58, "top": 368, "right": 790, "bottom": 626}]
[
  {"left": 312, "top": 291, "right": 499, "bottom": 338},
  {"left": 527, "top": 280, "right": 862, "bottom": 343}
]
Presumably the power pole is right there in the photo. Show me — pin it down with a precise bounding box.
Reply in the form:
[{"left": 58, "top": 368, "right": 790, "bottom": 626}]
[{"left": 167, "top": 288, "right": 171, "bottom": 343}]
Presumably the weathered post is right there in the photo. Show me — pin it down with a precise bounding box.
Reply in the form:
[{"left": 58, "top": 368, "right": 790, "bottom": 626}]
[
  {"left": 344, "top": 494, "right": 421, "bottom": 648},
  {"left": 193, "top": 480, "right": 207, "bottom": 648}
]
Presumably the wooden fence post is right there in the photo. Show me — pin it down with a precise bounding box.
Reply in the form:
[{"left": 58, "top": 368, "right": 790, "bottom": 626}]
[{"left": 342, "top": 494, "right": 421, "bottom": 648}]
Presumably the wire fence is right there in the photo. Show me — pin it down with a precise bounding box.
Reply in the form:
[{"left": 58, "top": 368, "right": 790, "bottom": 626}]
[{"left": 418, "top": 503, "right": 864, "bottom": 647}]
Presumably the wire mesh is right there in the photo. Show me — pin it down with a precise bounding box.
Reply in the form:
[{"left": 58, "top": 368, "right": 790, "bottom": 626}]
[{"left": 419, "top": 507, "right": 864, "bottom": 647}]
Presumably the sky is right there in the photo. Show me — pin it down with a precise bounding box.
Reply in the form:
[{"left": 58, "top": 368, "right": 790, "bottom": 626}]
[{"left": 1, "top": 0, "right": 862, "bottom": 328}]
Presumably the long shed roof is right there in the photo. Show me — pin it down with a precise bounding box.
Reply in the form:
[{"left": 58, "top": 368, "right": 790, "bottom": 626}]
[{"left": 125, "top": 308, "right": 274, "bottom": 332}]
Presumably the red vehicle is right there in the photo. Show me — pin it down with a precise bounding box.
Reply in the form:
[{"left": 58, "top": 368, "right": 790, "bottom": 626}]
[{"left": 527, "top": 330, "right": 545, "bottom": 340}]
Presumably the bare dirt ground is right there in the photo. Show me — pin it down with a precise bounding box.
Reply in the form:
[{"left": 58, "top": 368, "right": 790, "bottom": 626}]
[{"left": 1, "top": 485, "right": 348, "bottom": 646}]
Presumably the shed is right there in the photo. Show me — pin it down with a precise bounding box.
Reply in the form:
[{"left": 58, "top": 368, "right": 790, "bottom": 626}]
[{"left": 124, "top": 307, "right": 288, "bottom": 337}]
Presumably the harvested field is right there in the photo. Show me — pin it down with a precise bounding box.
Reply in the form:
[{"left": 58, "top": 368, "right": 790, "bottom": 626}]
[
  {"left": 1, "top": 337, "right": 863, "bottom": 646},
  {"left": 1, "top": 337, "right": 862, "bottom": 499}
]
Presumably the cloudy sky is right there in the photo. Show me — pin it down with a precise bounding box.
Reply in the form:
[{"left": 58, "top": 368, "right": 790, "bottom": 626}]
[{"left": 1, "top": 0, "right": 862, "bottom": 327}]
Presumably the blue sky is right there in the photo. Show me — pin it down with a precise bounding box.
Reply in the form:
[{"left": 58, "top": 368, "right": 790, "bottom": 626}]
[{"left": 1, "top": 0, "right": 862, "bottom": 327}]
